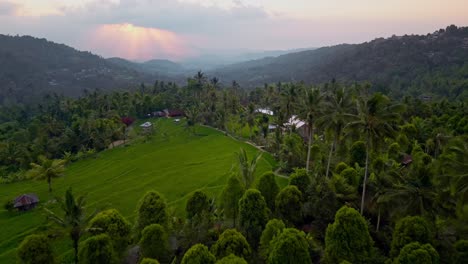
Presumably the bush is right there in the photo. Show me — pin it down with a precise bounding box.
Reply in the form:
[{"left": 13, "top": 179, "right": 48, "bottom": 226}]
[
  {"left": 139, "top": 224, "right": 169, "bottom": 261},
  {"left": 289, "top": 168, "right": 310, "bottom": 195},
  {"left": 339, "top": 167, "right": 360, "bottom": 187},
  {"left": 17, "top": 234, "right": 55, "bottom": 264},
  {"left": 259, "top": 219, "right": 286, "bottom": 260},
  {"left": 181, "top": 244, "right": 216, "bottom": 264},
  {"left": 135, "top": 191, "right": 168, "bottom": 236},
  {"left": 390, "top": 216, "right": 433, "bottom": 257},
  {"left": 238, "top": 189, "right": 269, "bottom": 247},
  {"left": 325, "top": 206, "right": 375, "bottom": 263},
  {"left": 211, "top": 229, "right": 251, "bottom": 259},
  {"left": 335, "top": 162, "right": 348, "bottom": 174},
  {"left": 268, "top": 228, "right": 311, "bottom": 264},
  {"left": 3, "top": 199, "right": 14, "bottom": 212},
  {"left": 78, "top": 234, "right": 117, "bottom": 264},
  {"left": 140, "top": 258, "right": 160, "bottom": 264},
  {"left": 454, "top": 240, "right": 468, "bottom": 264},
  {"left": 275, "top": 185, "right": 303, "bottom": 226},
  {"left": 396, "top": 242, "right": 439, "bottom": 264},
  {"left": 216, "top": 254, "right": 248, "bottom": 264},
  {"left": 256, "top": 171, "right": 280, "bottom": 210},
  {"left": 88, "top": 209, "right": 131, "bottom": 254},
  {"left": 186, "top": 190, "right": 210, "bottom": 220},
  {"left": 350, "top": 141, "right": 366, "bottom": 167}
]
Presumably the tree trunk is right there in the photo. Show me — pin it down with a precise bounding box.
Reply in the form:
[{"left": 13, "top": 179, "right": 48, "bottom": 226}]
[
  {"left": 306, "top": 123, "right": 313, "bottom": 172},
  {"left": 325, "top": 135, "right": 337, "bottom": 178},
  {"left": 360, "top": 133, "right": 370, "bottom": 215},
  {"left": 376, "top": 207, "right": 381, "bottom": 232}
]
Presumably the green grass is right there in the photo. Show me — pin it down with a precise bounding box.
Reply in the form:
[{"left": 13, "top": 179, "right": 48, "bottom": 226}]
[{"left": 0, "top": 118, "right": 287, "bottom": 263}]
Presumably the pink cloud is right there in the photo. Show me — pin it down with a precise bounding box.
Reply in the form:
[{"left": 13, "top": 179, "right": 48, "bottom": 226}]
[{"left": 84, "top": 23, "right": 196, "bottom": 61}]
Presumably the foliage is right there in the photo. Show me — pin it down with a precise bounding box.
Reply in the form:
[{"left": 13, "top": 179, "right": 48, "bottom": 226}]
[
  {"left": 275, "top": 185, "right": 303, "bottom": 226},
  {"left": 220, "top": 174, "right": 245, "bottom": 226},
  {"left": 181, "top": 244, "right": 216, "bottom": 264},
  {"left": 390, "top": 216, "right": 434, "bottom": 257},
  {"left": 211, "top": 228, "right": 251, "bottom": 259},
  {"left": 289, "top": 168, "right": 311, "bottom": 194},
  {"left": 238, "top": 189, "right": 269, "bottom": 247},
  {"left": 268, "top": 228, "right": 311, "bottom": 264},
  {"left": 454, "top": 240, "right": 468, "bottom": 264},
  {"left": 26, "top": 156, "right": 66, "bottom": 193},
  {"left": 325, "top": 206, "right": 375, "bottom": 263},
  {"left": 279, "top": 133, "right": 306, "bottom": 171},
  {"left": 259, "top": 219, "right": 286, "bottom": 260},
  {"left": 236, "top": 148, "right": 262, "bottom": 189},
  {"left": 256, "top": 171, "right": 280, "bottom": 210},
  {"left": 78, "top": 234, "right": 117, "bottom": 264},
  {"left": 139, "top": 224, "right": 169, "bottom": 261},
  {"left": 88, "top": 209, "right": 131, "bottom": 254},
  {"left": 215, "top": 254, "right": 248, "bottom": 264},
  {"left": 140, "top": 258, "right": 161, "bottom": 264},
  {"left": 3, "top": 199, "right": 14, "bottom": 212},
  {"left": 17, "top": 234, "right": 55, "bottom": 264},
  {"left": 135, "top": 191, "right": 169, "bottom": 237},
  {"left": 349, "top": 141, "right": 366, "bottom": 167},
  {"left": 186, "top": 190, "right": 210, "bottom": 220},
  {"left": 335, "top": 162, "right": 348, "bottom": 174},
  {"left": 396, "top": 242, "right": 439, "bottom": 264}
]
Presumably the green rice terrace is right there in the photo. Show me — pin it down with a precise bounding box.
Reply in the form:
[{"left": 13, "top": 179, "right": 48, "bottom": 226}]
[{"left": 0, "top": 118, "right": 286, "bottom": 263}]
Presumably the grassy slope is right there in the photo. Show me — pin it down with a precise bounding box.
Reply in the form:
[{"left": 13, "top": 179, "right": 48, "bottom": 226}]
[{"left": 0, "top": 119, "right": 286, "bottom": 262}]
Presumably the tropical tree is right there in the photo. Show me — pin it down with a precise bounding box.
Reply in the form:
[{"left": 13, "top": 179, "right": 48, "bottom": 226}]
[
  {"left": 256, "top": 171, "right": 280, "bottom": 211},
  {"left": 275, "top": 186, "right": 303, "bottom": 226},
  {"left": 211, "top": 229, "right": 251, "bottom": 259},
  {"left": 215, "top": 254, "right": 247, "bottom": 264},
  {"left": 268, "top": 228, "right": 311, "bottom": 264},
  {"left": 186, "top": 191, "right": 210, "bottom": 220},
  {"left": 88, "top": 209, "right": 131, "bottom": 255},
  {"left": 390, "top": 216, "right": 434, "bottom": 257},
  {"left": 319, "top": 85, "right": 353, "bottom": 178},
  {"left": 347, "top": 91, "right": 404, "bottom": 214},
  {"left": 259, "top": 219, "right": 285, "bottom": 260},
  {"left": 135, "top": 191, "right": 168, "bottom": 237},
  {"left": 395, "top": 242, "right": 439, "bottom": 264},
  {"left": 220, "top": 174, "right": 245, "bottom": 227},
  {"left": 79, "top": 234, "right": 117, "bottom": 264},
  {"left": 181, "top": 244, "right": 216, "bottom": 264},
  {"left": 236, "top": 148, "right": 262, "bottom": 189},
  {"left": 44, "top": 187, "right": 96, "bottom": 263},
  {"left": 27, "top": 156, "right": 66, "bottom": 193},
  {"left": 238, "top": 189, "right": 269, "bottom": 247},
  {"left": 17, "top": 234, "right": 55, "bottom": 264},
  {"left": 139, "top": 224, "right": 170, "bottom": 261},
  {"left": 299, "top": 87, "right": 323, "bottom": 172}
]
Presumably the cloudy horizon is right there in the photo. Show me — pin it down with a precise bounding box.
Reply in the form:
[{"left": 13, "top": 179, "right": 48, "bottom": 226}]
[{"left": 1, "top": 0, "right": 467, "bottom": 61}]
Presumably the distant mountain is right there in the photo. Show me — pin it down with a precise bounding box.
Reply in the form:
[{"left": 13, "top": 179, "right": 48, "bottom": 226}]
[
  {"left": 107, "top": 57, "right": 186, "bottom": 76},
  {"left": 211, "top": 25, "right": 468, "bottom": 99},
  {"left": 0, "top": 35, "right": 177, "bottom": 105},
  {"left": 181, "top": 48, "right": 315, "bottom": 70}
]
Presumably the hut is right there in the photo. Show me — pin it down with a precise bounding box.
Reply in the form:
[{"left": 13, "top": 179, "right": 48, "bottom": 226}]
[{"left": 14, "top": 194, "right": 39, "bottom": 211}]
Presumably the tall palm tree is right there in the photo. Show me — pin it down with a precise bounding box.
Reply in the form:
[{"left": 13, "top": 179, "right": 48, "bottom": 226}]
[
  {"left": 299, "top": 87, "right": 323, "bottom": 172},
  {"left": 319, "top": 86, "right": 353, "bottom": 178},
  {"left": 27, "top": 156, "right": 66, "bottom": 193},
  {"left": 45, "top": 187, "right": 97, "bottom": 264},
  {"left": 236, "top": 148, "right": 262, "bottom": 189},
  {"left": 347, "top": 92, "right": 404, "bottom": 214}
]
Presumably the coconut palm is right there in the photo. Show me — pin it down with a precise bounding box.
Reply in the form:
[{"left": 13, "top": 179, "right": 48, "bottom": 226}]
[
  {"left": 319, "top": 86, "right": 353, "bottom": 178},
  {"left": 347, "top": 92, "right": 404, "bottom": 214},
  {"left": 236, "top": 148, "right": 262, "bottom": 189},
  {"left": 298, "top": 87, "right": 324, "bottom": 172},
  {"left": 44, "top": 187, "right": 97, "bottom": 264},
  {"left": 27, "top": 156, "right": 66, "bottom": 193}
]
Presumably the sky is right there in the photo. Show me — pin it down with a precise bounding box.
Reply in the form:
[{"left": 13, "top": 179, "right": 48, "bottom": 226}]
[{"left": 1, "top": 0, "right": 467, "bottom": 61}]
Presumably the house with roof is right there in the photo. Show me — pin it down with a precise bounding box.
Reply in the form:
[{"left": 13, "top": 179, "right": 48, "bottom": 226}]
[
  {"left": 14, "top": 194, "right": 39, "bottom": 211},
  {"left": 255, "top": 108, "right": 274, "bottom": 116},
  {"left": 285, "top": 115, "right": 309, "bottom": 139}
]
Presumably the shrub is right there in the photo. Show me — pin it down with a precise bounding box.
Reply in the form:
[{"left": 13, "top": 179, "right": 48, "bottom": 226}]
[
  {"left": 259, "top": 219, "right": 286, "bottom": 260},
  {"left": 78, "top": 234, "right": 117, "bottom": 264},
  {"left": 396, "top": 242, "right": 439, "bottom": 264},
  {"left": 268, "top": 228, "right": 311, "bottom": 264},
  {"left": 215, "top": 254, "right": 248, "bottom": 264},
  {"left": 256, "top": 171, "right": 280, "bottom": 210},
  {"left": 186, "top": 190, "right": 210, "bottom": 220},
  {"left": 275, "top": 185, "right": 303, "bottom": 226},
  {"left": 88, "top": 209, "right": 131, "bottom": 254},
  {"left": 181, "top": 244, "right": 216, "bottom": 264},
  {"left": 289, "top": 168, "right": 310, "bottom": 195},
  {"left": 390, "top": 216, "right": 433, "bottom": 257},
  {"left": 211, "top": 229, "right": 251, "bottom": 259},
  {"left": 238, "top": 189, "right": 269, "bottom": 247},
  {"left": 139, "top": 224, "right": 169, "bottom": 261},
  {"left": 135, "top": 191, "right": 168, "bottom": 236},
  {"left": 17, "top": 234, "right": 55, "bottom": 264}
]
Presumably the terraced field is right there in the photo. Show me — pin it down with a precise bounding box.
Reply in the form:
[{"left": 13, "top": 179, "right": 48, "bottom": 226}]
[{"left": 0, "top": 119, "right": 286, "bottom": 262}]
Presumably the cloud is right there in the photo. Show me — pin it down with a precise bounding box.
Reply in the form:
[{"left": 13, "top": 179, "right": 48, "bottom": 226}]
[{"left": 0, "top": 1, "right": 18, "bottom": 16}]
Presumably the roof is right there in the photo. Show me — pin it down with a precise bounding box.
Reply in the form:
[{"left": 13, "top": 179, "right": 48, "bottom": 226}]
[
  {"left": 401, "top": 155, "right": 413, "bottom": 165},
  {"left": 286, "top": 115, "right": 306, "bottom": 128},
  {"left": 140, "top": 122, "right": 152, "bottom": 128},
  {"left": 14, "top": 194, "right": 39, "bottom": 208},
  {"left": 255, "top": 108, "right": 273, "bottom": 115}
]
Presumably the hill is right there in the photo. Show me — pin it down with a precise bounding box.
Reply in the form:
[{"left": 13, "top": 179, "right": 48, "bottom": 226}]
[
  {"left": 0, "top": 35, "right": 177, "bottom": 105},
  {"left": 211, "top": 25, "right": 468, "bottom": 99},
  {"left": 107, "top": 57, "right": 186, "bottom": 76},
  {"left": 0, "top": 119, "right": 285, "bottom": 263}
]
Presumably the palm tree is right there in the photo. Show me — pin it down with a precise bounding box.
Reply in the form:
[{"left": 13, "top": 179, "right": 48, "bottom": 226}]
[
  {"left": 45, "top": 187, "right": 97, "bottom": 264},
  {"left": 299, "top": 87, "right": 323, "bottom": 172},
  {"left": 27, "top": 156, "right": 66, "bottom": 193},
  {"left": 319, "top": 86, "right": 353, "bottom": 177},
  {"left": 347, "top": 92, "right": 404, "bottom": 214},
  {"left": 236, "top": 148, "right": 262, "bottom": 189}
]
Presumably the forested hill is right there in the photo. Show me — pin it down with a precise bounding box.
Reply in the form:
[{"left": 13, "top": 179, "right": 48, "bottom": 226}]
[
  {"left": 0, "top": 35, "right": 175, "bottom": 105},
  {"left": 211, "top": 25, "right": 468, "bottom": 99}
]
